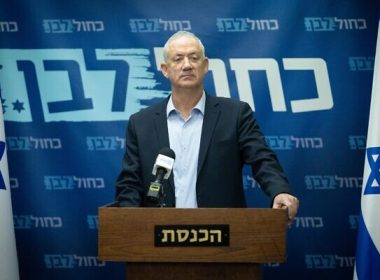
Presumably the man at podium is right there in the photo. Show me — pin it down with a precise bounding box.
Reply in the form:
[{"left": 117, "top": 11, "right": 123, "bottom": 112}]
[{"left": 115, "top": 31, "right": 299, "bottom": 224}]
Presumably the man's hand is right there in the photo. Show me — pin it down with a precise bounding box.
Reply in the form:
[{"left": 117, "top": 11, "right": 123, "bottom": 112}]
[{"left": 272, "top": 193, "right": 299, "bottom": 225}]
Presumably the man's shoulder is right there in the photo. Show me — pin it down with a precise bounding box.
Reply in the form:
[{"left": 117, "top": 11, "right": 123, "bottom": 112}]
[
  {"left": 130, "top": 98, "right": 167, "bottom": 119},
  {"left": 207, "top": 95, "right": 248, "bottom": 109}
]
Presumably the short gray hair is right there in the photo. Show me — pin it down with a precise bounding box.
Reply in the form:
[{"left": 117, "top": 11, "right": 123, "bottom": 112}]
[{"left": 163, "top": 31, "right": 206, "bottom": 62}]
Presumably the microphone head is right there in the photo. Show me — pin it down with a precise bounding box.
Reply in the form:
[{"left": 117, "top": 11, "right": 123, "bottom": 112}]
[
  {"left": 158, "top": 147, "right": 176, "bottom": 160},
  {"left": 152, "top": 147, "right": 176, "bottom": 179}
]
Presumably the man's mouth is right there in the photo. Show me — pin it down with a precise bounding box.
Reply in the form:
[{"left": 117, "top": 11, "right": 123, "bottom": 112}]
[{"left": 180, "top": 74, "right": 194, "bottom": 78}]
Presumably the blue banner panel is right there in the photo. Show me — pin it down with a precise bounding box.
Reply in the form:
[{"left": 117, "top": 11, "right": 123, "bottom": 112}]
[{"left": 1, "top": 0, "right": 379, "bottom": 279}]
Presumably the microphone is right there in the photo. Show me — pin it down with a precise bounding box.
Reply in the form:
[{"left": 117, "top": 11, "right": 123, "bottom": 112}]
[{"left": 144, "top": 147, "right": 175, "bottom": 207}]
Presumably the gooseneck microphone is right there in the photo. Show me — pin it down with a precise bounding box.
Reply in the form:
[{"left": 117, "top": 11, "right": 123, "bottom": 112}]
[{"left": 144, "top": 147, "right": 175, "bottom": 207}]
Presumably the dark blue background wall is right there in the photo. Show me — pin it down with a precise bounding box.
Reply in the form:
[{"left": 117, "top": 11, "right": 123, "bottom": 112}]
[{"left": 1, "top": 1, "right": 379, "bottom": 279}]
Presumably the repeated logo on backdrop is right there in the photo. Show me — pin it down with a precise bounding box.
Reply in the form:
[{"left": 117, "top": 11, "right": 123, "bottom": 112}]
[
  {"left": 0, "top": 21, "right": 18, "bottom": 32},
  {"left": 43, "top": 19, "right": 105, "bottom": 33},
  {"left": 304, "top": 17, "right": 367, "bottom": 31}
]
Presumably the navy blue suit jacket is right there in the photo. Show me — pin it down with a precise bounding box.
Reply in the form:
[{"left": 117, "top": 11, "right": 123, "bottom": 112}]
[{"left": 116, "top": 95, "right": 290, "bottom": 207}]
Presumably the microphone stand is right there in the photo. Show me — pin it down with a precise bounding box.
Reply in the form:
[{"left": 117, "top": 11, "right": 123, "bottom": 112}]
[{"left": 144, "top": 168, "right": 167, "bottom": 207}]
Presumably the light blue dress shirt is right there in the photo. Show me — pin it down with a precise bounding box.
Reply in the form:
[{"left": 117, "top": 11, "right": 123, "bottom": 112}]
[{"left": 166, "top": 92, "right": 205, "bottom": 208}]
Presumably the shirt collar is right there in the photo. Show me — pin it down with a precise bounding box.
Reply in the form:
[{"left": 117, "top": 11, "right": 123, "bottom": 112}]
[{"left": 166, "top": 91, "right": 206, "bottom": 117}]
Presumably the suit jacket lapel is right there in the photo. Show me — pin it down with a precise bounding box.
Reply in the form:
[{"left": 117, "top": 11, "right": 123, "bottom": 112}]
[
  {"left": 198, "top": 95, "right": 220, "bottom": 174},
  {"left": 153, "top": 98, "right": 176, "bottom": 196},
  {"left": 154, "top": 99, "right": 170, "bottom": 149}
]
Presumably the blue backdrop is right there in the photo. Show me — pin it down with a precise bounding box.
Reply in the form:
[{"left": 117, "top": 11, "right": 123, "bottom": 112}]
[{"left": 1, "top": 0, "right": 379, "bottom": 279}]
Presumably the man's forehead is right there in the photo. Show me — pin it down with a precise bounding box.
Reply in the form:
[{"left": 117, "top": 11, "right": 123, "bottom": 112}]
[
  {"left": 167, "top": 37, "right": 201, "bottom": 53},
  {"left": 170, "top": 49, "right": 201, "bottom": 56}
]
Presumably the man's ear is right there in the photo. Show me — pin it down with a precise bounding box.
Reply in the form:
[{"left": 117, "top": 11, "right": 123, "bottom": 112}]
[
  {"left": 203, "top": 57, "right": 209, "bottom": 75},
  {"left": 160, "top": 63, "right": 168, "bottom": 78}
]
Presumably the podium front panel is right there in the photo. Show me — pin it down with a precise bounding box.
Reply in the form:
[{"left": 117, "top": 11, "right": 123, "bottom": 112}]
[{"left": 98, "top": 207, "right": 287, "bottom": 263}]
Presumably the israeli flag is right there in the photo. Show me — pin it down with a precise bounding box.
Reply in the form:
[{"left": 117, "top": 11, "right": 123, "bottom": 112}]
[
  {"left": 353, "top": 20, "right": 380, "bottom": 280},
  {"left": 0, "top": 104, "right": 19, "bottom": 279}
]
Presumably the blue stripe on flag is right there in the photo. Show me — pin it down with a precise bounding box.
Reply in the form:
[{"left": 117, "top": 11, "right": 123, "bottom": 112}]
[{"left": 355, "top": 214, "right": 380, "bottom": 279}]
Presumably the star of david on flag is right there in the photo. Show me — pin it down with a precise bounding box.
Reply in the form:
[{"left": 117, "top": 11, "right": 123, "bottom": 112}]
[{"left": 364, "top": 147, "right": 380, "bottom": 194}]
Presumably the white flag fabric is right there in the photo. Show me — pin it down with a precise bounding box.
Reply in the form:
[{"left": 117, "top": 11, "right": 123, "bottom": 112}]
[
  {"left": 0, "top": 107, "right": 19, "bottom": 279},
  {"left": 353, "top": 19, "right": 380, "bottom": 280}
]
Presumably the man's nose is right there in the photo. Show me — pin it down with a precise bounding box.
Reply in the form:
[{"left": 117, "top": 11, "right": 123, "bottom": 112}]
[{"left": 182, "top": 57, "right": 192, "bottom": 70}]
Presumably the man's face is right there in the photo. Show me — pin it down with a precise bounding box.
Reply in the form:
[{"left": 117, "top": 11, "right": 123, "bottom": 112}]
[{"left": 161, "top": 36, "right": 208, "bottom": 90}]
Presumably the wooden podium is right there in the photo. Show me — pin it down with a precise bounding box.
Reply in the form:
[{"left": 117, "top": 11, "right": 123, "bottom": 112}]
[{"left": 98, "top": 204, "right": 287, "bottom": 280}]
